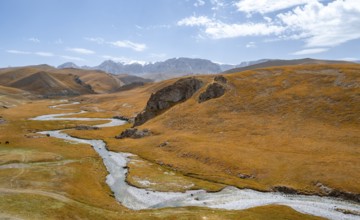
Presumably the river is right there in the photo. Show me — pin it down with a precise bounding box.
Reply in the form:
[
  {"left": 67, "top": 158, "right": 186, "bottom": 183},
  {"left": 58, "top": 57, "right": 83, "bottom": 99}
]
[{"left": 31, "top": 102, "right": 360, "bottom": 220}]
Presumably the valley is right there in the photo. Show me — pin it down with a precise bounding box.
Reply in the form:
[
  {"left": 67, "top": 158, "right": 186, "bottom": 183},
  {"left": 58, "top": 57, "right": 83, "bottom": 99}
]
[{"left": 0, "top": 62, "right": 359, "bottom": 219}]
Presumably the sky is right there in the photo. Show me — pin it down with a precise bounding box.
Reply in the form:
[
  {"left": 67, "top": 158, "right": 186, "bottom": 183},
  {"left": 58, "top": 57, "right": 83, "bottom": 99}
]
[{"left": 0, "top": 0, "right": 360, "bottom": 67}]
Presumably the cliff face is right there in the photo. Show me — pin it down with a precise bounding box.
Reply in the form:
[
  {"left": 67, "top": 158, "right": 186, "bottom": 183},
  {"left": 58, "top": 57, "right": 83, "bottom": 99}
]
[
  {"left": 134, "top": 77, "right": 203, "bottom": 126},
  {"left": 198, "top": 76, "right": 227, "bottom": 103}
]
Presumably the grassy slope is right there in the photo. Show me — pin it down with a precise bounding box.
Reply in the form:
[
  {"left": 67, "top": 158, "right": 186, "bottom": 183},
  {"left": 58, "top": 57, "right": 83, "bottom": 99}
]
[
  {"left": 224, "top": 58, "right": 351, "bottom": 73},
  {"left": 0, "top": 66, "right": 130, "bottom": 95},
  {"left": 0, "top": 100, "right": 323, "bottom": 219},
  {"left": 99, "top": 63, "right": 360, "bottom": 196},
  {"left": 52, "top": 68, "right": 125, "bottom": 93},
  {"left": 0, "top": 85, "right": 31, "bottom": 107}
]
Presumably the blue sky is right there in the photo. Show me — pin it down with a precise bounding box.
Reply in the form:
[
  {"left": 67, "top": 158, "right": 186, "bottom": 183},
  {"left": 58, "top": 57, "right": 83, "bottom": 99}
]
[{"left": 1, "top": 0, "right": 359, "bottom": 67}]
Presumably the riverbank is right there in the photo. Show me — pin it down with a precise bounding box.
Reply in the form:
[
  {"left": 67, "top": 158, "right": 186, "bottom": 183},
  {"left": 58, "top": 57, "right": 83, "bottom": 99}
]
[{"left": 33, "top": 103, "right": 360, "bottom": 220}]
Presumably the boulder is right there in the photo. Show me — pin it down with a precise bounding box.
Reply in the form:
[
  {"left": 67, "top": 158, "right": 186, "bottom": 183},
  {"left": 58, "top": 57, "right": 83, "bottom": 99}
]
[
  {"left": 134, "top": 77, "right": 203, "bottom": 126},
  {"left": 198, "top": 82, "right": 226, "bottom": 103}
]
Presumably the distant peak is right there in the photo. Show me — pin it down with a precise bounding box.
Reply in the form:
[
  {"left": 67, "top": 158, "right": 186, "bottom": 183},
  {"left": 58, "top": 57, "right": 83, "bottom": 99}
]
[{"left": 57, "top": 62, "right": 79, "bottom": 69}]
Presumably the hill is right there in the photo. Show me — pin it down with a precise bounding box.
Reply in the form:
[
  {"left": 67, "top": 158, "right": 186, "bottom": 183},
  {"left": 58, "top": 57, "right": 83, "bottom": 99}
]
[
  {"left": 224, "top": 58, "right": 351, "bottom": 73},
  {"left": 0, "top": 85, "right": 32, "bottom": 108},
  {"left": 76, "top": 63, "right": 360, "bottom": 199},
  {"left": 1, "top": 63, "right": 359, "bottom": 219},
  {"left": 0, "top": 65, "right": 151, "bottom": 97}
]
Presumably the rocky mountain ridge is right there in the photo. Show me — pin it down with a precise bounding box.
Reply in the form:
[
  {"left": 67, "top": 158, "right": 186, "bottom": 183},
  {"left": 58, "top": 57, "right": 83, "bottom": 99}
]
[{"left": 57, "top": 58, "right": 269, "bottom": 81}]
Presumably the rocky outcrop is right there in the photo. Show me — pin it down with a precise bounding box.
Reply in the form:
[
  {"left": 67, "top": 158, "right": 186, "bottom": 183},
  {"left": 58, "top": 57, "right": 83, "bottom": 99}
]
[
  {"left": 0, "top": 116, "right": 5, "bottom": 125},
  {"left": 75, "top": 125, "right": 100, "bottom": 130},
  {"left": 115, "top": 128, "right": 151, "bottom": 139},
  {"left": 113, "top": 115, "right": 130, "bottom": 121},
  {"left": 113, "top": 115, "right": 134, "bottom": 124},
  {"left": 273, "top": 183, "right": 360, "bottom": 203},
  {"left": 214, "top": 75, "right": 227, "bottom": 84},
  {"left": 134, "top": 77, "right": 203, "bottom": 126},
  {"left": 273, "top": 186, "right": 299, "bottom": 194},
  {"left": 315, "top": 182, "right": 360, "bottom": 203},
  {"left": 74, "top": 76, "right": 93, "bottom": 92},
  {"left": 198, "top": 82, "right": 226, "bottom": 103},
  {"left": 198, "top": 75, "right": 227, "bottom": 103}
]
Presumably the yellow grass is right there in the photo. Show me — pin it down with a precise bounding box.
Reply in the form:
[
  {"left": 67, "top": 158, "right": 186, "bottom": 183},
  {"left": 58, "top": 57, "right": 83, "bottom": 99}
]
[
  {"left": 0, "top": 99, "right": 324, "bottom": 219},
  {"left": 103, "top": 64, "right": 360, "bottom": 195}
]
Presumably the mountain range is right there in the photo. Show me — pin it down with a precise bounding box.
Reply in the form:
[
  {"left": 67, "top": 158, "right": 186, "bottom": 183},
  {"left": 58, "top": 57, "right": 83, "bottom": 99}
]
[
  {"left": 58, "top": 58, "right": 269, "bottom": 81},
  {"left": 58, "top": 57, "right": 357, "bottom": 81}
]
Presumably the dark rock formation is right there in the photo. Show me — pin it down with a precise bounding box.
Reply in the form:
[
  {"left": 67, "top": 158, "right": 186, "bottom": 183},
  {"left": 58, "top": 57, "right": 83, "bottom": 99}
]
[
  {"left": 134, "top": 77, "right": 203, "bottom": 126},
  {"left": 316, "top": 182, "right": 360, "bottom": 203},
  {"left": 214, "top": 75, "right": 227, "bottom": 84},
  {"left": 75, "top": 125, "right": 100, "bottom": 130},
  {"left": 237, "top": 173, "right": 255, "bottom": 179},
  {"left": 113, "top": 115, "right": 134, "bottom": 124},
  {"left": 113, "top": 115, "right": 131, "bottom": 121},
  {"left": 198, "top": 82, "right": 226, "bottom": 103},
  {"left": 115, "top": 128, "right": 151, "bottom": 139},
  {"left": 273, "top": 183, "right": 360, "bottom": 203},
  {"left": 272, "top": 186, "right": 299, "bottom": 194},
  {"left": 74, "top": 76, "right": 93, "bottom": 91},
  {"left": 335, "top": 208, "right": 360, "bottom": 216}
]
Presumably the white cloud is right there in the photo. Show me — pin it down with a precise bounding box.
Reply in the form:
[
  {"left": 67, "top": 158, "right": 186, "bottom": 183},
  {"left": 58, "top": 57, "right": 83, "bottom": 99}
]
[
  {"left": 61, "top": 56, "right": 85, "bottom": 62},
  {"left": 110, "top": 40, "right": 147, "bottom": 52},
  {"left": 102, "top": 55, "right": 147, "bottom": 65},
  {"left": 246, "top": 42, "right": 256, "bottom": 48},
  {"left": 7, "top": 49, "right": 54, "bottom": 57},
  {"left": 291, "top": 48, "right": 328, "bottom": 55},
  {"left": 179, "top": 0, "right": 360, "bottom": 49},
  {"left": 178, "top": 16, "right": 285, "bottom": 39},
  {"left": 177, "top": 16, "right": 213, "bottom": 26},
  {"left": 278, "top": 0, "right": 360, "bottom": 47},
  {"left": 235, "top": 0, "right": 312, "bottom": 14},
  {"left": 263, "top": 16, "right": 272, "bottom": 22},
  {"left": 86, "top": 37, "right": 147, "bottom": 52},
  {"left": 194, "top": 0, "right": 205, "bottom": 7},
  {"left": 6, "top": 50, "right": 31, "bottom": 54},
  {"left": 85, "top": 37, "right": 105, "bottom": 44},
  {"left": 28, "top": 37, "right": 40, "bottom": 43},
  {"left": 66, "top": 47, "right": 95, "bottom": 54},
  {"left": 210, "top": 0, "right": 225, "bottom": 11},
  {"left": 34, "top": 52, "right": 54, "bottom": 57}
]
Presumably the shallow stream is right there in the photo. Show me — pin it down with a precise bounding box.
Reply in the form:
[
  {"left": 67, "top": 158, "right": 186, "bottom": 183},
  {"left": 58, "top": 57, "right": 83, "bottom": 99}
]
[{"left": 31, "top": 103, "right": 360, "bottom": 220}]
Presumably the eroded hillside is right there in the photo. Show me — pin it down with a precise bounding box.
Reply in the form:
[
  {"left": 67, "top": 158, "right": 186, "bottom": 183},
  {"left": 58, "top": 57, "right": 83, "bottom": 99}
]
[{"left": 95, "top": 63, "right": 360, "bottom": 197}]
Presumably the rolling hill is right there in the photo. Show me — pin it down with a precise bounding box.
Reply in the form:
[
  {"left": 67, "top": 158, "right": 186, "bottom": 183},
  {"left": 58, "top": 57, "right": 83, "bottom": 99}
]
[
  {"left": 0, "top": 65, "right": 151, "bottom": 97},
  {"left": 224, "top": 58, "right": 351, "bottom": 73},
  {"left": 76, "top": 63, "right": 360, "bottom": 200}
]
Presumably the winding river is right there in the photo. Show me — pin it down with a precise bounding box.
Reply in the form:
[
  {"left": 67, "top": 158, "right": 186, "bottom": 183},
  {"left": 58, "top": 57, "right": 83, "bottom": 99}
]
[{"left": 31, "top": 102, "right": 360, "bottom": 220}]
